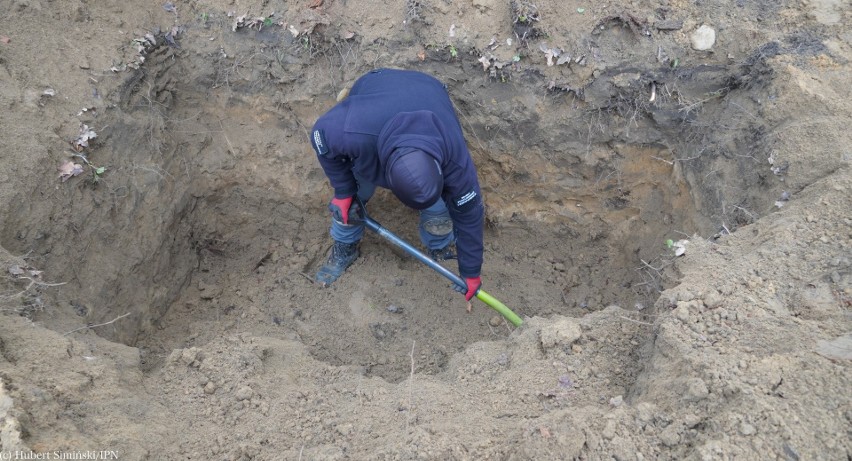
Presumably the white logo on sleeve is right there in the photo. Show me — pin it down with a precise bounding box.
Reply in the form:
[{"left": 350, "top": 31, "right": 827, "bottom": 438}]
[
  {"left": 456, "top": 190, "right": 477, "bottom": 207},
  {"left": 312, "top": 129, "right": 329, "bottom": 155}
]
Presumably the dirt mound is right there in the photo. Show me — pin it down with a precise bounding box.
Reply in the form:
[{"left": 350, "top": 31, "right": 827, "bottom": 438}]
[{"left": 0, "top": 0, "right": 849, "bottom": 459}]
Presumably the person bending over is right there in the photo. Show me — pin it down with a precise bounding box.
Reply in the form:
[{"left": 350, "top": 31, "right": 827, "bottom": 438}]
[{"left": 309, "top": 68, "right": 484, "bottom": 302}]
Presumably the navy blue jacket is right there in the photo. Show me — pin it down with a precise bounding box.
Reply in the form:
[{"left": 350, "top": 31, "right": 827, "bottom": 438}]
[{"left": 310, "top": 69, "right": 484, "bottom": 278}]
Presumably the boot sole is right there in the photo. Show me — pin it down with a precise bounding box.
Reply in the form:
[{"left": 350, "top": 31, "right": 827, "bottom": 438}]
[{"left": 315, "top": 251, "right": 360, "bottom": 286}]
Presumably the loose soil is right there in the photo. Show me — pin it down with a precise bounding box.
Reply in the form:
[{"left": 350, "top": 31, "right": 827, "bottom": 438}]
[{"left": 0, "top": 0, "right": 850, "bottom": 459}]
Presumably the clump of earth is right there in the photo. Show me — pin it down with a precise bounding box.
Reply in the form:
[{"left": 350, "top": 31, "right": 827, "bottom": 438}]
[{"left": 0, "top": 0, "right": 849, "bottom": 459}]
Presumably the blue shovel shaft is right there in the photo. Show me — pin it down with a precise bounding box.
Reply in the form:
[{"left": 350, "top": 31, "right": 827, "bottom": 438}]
[
  {"left": 359, "top": 212, "right": 524, "bottom": 327},
  {"left": 362, "top": 216, "right": 468, "bottom": 292}
]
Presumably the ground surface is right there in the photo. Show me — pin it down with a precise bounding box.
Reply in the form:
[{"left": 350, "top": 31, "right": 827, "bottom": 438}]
[{"left": 0, "top": 0, "right": 850, "bottom": 459}]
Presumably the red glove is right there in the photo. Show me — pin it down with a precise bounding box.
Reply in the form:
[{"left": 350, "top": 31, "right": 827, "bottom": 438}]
[
  {"left": 329, "top": 196, "right": 354, "bottom": 225},
  {"left": 464, "top": 276, "right": 481, "bottom": 301}
]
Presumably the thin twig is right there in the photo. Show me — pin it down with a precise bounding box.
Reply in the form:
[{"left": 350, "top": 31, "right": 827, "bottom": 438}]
[
  {"left": 731, "top": 205, "right": 758, "bottom": 221},
  {"left": 5, "top": 277, "right": 66, "bottom": 300},
  {"left": 71, "top": 153, "right": 92, "bottom": 165},
  {"left": 64, "top": 312, "right": 131, "bottom": 335},
  {"left": 640, "top": 259, "right": 664, "bottom": 273},
  {"left": 406, "top": 340, "right": 415, "bottom": 430},
  {"left": 219, "top": 119, "right": 236, "bottom": 157}
]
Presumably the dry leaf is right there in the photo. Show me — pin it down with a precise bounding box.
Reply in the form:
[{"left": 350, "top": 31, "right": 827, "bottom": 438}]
[
  {"left": 545, "top": 49, "right": 555, "bottom": 66},
  {"left": 539, "top": 426, "right": 551, "bottom": 439},
  {"left": 308, "top": 0, "right": 324, "bottom": 8},
  {"left": 233, "top": 14, "right": 247, "bottom": 31},
  {"left": 478, "top": 56, "right": 490, "bottom": 71},
  {"left": 58, "top": 160, "right": 85, "bottom": 182},
  {"left": 72, "top": 124, "right": 97, "bottom": 151},
  {"left": 0, "top": 36, "right": 10, "bottom": 44},
  {"left": 165, "top": 26, "right": 182, "bottom": 47},
  {"left": 673, "top": 239, "right": 689, "bottom": 256},
  {"left": 417, "top": 49, "right": 426, "bottom": 61}
]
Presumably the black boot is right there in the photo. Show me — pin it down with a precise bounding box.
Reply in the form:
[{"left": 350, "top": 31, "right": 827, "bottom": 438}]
[
  {"left": 429, "top": 243, "right": 456, "bottom": 261},
  {"left": 315, "top": 241, "right": 360, "bottom": 286}
]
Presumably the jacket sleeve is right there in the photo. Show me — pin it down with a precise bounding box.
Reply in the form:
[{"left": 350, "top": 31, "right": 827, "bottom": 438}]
[
  {"left": 448, "top": 186, "right": 484, "bottom": 278},
  {"left": 311, "top": 125, "right": 358, "bottom": 198},
  {"left": 316, "top": 152, "right": 358, "bottom": 198}
]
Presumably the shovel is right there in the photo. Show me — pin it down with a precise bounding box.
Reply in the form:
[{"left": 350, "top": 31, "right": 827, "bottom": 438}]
[{"left": 351, "top": 199, "right": 523, "bottom": 327}]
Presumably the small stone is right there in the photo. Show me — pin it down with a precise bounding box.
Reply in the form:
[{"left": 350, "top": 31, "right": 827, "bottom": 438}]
[
  {"left": 235, "top": 386, "right": 253, "bottom": 401},
  {"left": 571, "top": 344, "right": 583, "bottom": 354},
  {"left": 683, "top": 414, "right": 701, "bottom": 428},
  {"left": 336, "top": 423, "right": 353, "bottom": 436},
  {"left": 204, "top": 381, "right": 217, "bottom": 394},
  {"left": 674, "top": 304, "right": 691, "bottom": 323},
  {"left": 540, "top": 317, "right": 582, "bottom": 349},
  {"left": 660, "top": 424, "right": 681, "bottom": 446},
  {"left": 703, "top": 291, "right": 724, "bottom": 309},
  {"left": 180, "top": 347, "right": 201, "bottom": 366},
  {"left": 489, "top": 315, "right": 503, "bottom": 327},
  {"left": 739, "top": 422, "right": 756, "bottom": 436},
  {"left": 685, "top": 378, "right": 709, "bottom": 401},
  {"left": 386, "top": 305, "right": 403, "bottom": 314},
  {"left": 609, "top": 395, "right": 624, "bottom": 407},
  {"left": 690, "top": 25, "right": 716, "bottom": 51},
  {"left": 636, "top": 402, "right": 657, "bottom": 423}
]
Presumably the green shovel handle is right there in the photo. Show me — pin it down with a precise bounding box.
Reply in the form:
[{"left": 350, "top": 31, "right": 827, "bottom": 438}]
[{"left": 476, "top": 289, "right": 523, "bottom": 327}]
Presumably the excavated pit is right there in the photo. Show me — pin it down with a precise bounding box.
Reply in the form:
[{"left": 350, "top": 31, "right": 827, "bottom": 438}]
[{"left": 1, "top": 27, "right": 779, "bottom": 384}]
